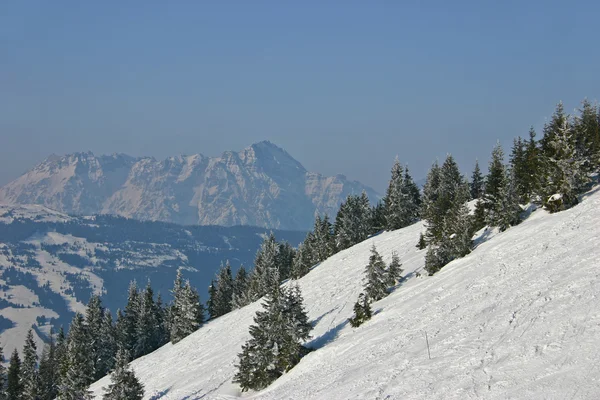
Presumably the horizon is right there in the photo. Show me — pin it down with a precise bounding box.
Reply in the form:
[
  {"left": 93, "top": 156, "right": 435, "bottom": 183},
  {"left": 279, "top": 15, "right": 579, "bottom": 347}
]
[{"left": 2, "top": 2, "right": 600, "bottom": 192}]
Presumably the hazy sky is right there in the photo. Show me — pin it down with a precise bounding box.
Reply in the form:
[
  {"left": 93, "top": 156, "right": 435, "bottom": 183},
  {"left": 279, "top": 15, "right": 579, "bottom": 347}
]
[{"left": 1, "top": 1, "right": 599, "bottom": 192}]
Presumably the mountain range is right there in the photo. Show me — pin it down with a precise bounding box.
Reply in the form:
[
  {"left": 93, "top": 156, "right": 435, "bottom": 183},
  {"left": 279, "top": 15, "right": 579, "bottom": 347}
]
[{"left": 0, "top": 141, "right": 379, "bottom": 230}]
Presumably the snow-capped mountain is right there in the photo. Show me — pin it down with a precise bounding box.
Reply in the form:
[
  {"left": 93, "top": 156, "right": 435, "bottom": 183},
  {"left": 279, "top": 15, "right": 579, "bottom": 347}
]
[
  {"left": 0, "top": 141, "right": 378, "bottom": 230},
  {"left": 89, "top": 185, "right": 600, "bottom": 399},
  {"left": 0, "top": 204, "right": 305, "bottom": 359}
]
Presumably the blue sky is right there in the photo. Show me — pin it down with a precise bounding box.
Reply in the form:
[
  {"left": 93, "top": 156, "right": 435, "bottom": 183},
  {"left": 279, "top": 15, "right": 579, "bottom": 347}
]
[{"left": 1, "top": 1, "right": 599, "bottom": 192}]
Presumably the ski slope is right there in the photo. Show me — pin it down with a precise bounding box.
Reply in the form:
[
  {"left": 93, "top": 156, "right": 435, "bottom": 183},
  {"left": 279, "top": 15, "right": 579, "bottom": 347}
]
[{"left": 91, "top": 186, "right": 600, "bottom": 399}]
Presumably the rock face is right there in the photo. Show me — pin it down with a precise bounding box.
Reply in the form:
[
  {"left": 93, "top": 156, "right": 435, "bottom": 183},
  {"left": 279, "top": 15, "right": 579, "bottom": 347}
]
[{"left": 0, "top": 141, "right": 378, "bottom": 230}]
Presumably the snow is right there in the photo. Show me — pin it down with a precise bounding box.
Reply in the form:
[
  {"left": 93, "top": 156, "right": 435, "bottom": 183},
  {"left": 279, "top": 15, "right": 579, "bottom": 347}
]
[{"left": 90, "top": 186, "right": 600, "bottom": 399}]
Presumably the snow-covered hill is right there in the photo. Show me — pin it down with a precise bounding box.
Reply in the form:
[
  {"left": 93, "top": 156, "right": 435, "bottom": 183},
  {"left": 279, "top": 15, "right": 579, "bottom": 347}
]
[
  {"left": 90, "top": 186, "right": 600, "bottom": 399},
  {"left": 0, "top": 141, "right": 378, "bottom": 230},
  {"left": 0, "top": 204, "right": 304, "bottom": 359}
]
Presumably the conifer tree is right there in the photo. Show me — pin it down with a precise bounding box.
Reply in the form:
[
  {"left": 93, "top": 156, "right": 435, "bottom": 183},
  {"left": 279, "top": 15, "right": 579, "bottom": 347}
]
[
  {"left": 472, "top": 198, "right": 486, "bottom": 233},
  {"left": 85, "top": 295, "right": 105, "bottom": 379},
  {"left": 334, "top": 193, "right": 372, "bottom": 250},
  {"left": 384, "top": 158, "right": 404, "bottom": 230},
  {"left": 60, "top": 313, "right": 93, "bottom": 400},
  {"left": 510, "top": 137, "right": 528, "bottom": 201},
  {"left": 524, "top": 127, "right": 542, "bottom": 201},
  {"left": 364, "top": 245, "right": 388, "bottom": 301},
  {"left": 102, "top": 347, "right": 144, "bottom": 400},
  {"left": 97, "top": 311, "right": 117, "bottom": 380},
  {"left": 38, "top": 331, "right": 58, "bottom": 400},
  {"left": 541, "top": 102, "right": 567, "bottom": 160},
  {"left": 170, "top": 270, "right": 204, "bottom": 343},
  {"left": 231, "top": 265, "right": 250, "bottom": 309},
  {"left": 311, "top": 216, "right": 334, "bottom": 263},
  {"left": 386, "top": 251, "right": 403, "bottom": 286},
  {"left": 421, "top": 160, "right": 441, "bottom": 228},
  {"left": 134, "top": 281, "right": 159, "bottom": 358},
  {"left": 233, "top": 285, "right": 312, "bottom": 392},
  {"left": 6, "top": 349, "right": 21, "bottom": 400},
  {"left": 213, "top": 262, "right": 234, "bottom": 318},
  {"left": 206, "top": 279, "right": 217, "bottom": 320},
  {"left": 290, "top": 241, "right": 313, "bottom": 280},
  {"left": 121, "top": 281, "right": 140, "bottom": 359},
  {"left": 573, "top": 99, "right": 600, "bottom": 173},
  {"left": 485, "top": 142, "right": 506, "bottom": 225},
  {"left": 470, "top": 160, "right": 484, "bottom": 199},
  {"left": 155, "top": 294, "right": 169, "bottom": 346},
  {"left": 497, "top": 169, "right": 522, "bottom": 231},
  {"left": 0, "top": 346, "right": 6, "bottom": 400},
  {"left": 416, "top": 233, "right": 427, "bottom": 250},
  {"left": 55, "top": 327, "right": 68, "bottom": 390},
  {"left": 21, "top": 329, "right": 39, "bottom": 400},
  {"left": 369, "top": 201, "right": 387, "bottom": 234},
  {"left": 277, "top": 242, "right": 296, "bottom": 281},
  {"left": 401, "top": 166, "right": 422, "bottom": 224},
  {"left": 248, "top": 234, "right": 280, "bottom": 301},
  {"left": 348, "top": 293, "right": 372, "bottom": 328}
]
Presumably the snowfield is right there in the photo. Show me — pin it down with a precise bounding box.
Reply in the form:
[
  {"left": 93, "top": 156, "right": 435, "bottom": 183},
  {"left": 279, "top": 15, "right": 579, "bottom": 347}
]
[{"left": 91, "top": 187, "right": 600, "bottom": 399}]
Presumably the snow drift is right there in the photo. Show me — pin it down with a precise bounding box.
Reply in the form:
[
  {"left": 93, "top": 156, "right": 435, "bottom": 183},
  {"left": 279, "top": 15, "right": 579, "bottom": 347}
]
[{"left": 91, "top": 186, "right": 600, "bottom": 399}]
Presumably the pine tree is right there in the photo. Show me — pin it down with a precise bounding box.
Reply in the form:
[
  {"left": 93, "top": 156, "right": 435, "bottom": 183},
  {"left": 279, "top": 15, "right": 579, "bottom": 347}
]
[
  {"left": 369, "top": 201, "right": 387, "bottom": 234},
  {"left": 213, "top": 262, "right": 234, "bottom": 318},
  {"left": 21, "top": 329, "right": 39, "bottom": 400},
  {"left": 102, "top": 347, "right": 144, "bottom": 400},
  {"left": 120, "top": 281, "right": 140, "bottom": 359},
  {"left": 470, "top": 160, "right": 484, "bottom": 199},
  {"left": 510, "top": 137, "right": 528, "bottom": 202},
  {"left": 386, "top": 251, "right": 403, "bottom": 286},
  {"left": 277, "top": 242, "right": 296, "bottom": 281},
  {"left": 542, "top": 115, "right": 586, "bottom": 211},
  {"left": 0, "top": 346, "right": 6, "bottom": 400},
  {"left": 290, "top": 241, "right": 313, "bottom": 280},
  {"left": 421, "top": 160, "right": 441, "bottom": 228},
  {"left": 334, "top": 193, "right": 372, "bottom": 250},
  {"left": 485, "top": 142, "right": 506, "bottom": 225},
  {"left": 311, "top": 216, "right": 334, "bottom": 263},
  {"left": 400, "top": 166, "right": 421, "bottom": 224},
  {"left": 472, "top": 198, "right": 486, "bottom": 233},
  {"left": 364, "top": 245, "right": 388, "bottom": 301},
  {"left": 59, "top": 313, "right": 93, "bottom": 400},
  {"left": 497, "top": 168, "right": 522, "bottom": 231},
  {"left": 573, "top": 99, "right": 600, "bottom": 173},
  {"left": 524, "top": 127, "right": 542, "bottom": 201},
  {"left": 85, "top": 295, "right": 105, "bottom": 379},
  {"left": 248, "top": 234, "right": 280, "bottom": 301},
  {"left": 384, "top": 158, "right": 405, "bottom": 230},
  {"left": 348, "top": 293, "right": 372, "bottom": 328},
  {"left": 155, "top": 294, "right": 169, "bottom": 346},
  {"left": 231, "top": 265, "right": 250, "bottom": 309},
  {"left": 233, "top": 286, "right": 312, "bottom": 392},
  {"left": 38, "top": 331, "right": 58, "bottom": 400},
  {"left": 55, "top": 327, "right": 68, "bottom": 390},
  {"left": 206, "top": 279, "right": 217, "bottom": 320},
  {"left": 134, "top": 281, "right": 159, "bottom": 358},
  {"left": 6, "top": 349, "right": 21, "bottom": 400},
  {"left": 170, "top": 270, "right": 204, "bottom": 343},
  {"left": 97, "top": 311, "right": 117, "bottom": 379},
  {"left": 416, "top": 233, "right": 427, "bottom": 250}
]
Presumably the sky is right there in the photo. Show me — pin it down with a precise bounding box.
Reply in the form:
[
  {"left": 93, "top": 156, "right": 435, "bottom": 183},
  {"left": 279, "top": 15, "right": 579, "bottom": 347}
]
[{"left": 1, "top": 1, "right": 599, "bottom": 193}]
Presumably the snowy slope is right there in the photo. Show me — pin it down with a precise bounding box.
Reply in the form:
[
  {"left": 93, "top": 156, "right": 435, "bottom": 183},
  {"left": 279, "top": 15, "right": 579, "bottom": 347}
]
[{"left": 90, "top": 187, "right": 600, "bottom": 399}]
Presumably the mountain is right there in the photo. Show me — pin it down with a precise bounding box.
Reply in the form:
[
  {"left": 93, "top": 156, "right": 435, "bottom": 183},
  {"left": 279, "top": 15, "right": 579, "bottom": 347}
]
[
  {"left": 0, "top": 204, "right": 305, "bottom": 359},
  {"left": 0, "top": 141, "right": 379, "bottom": 230},
  {"left": 90, "top": 186, "right": 600, "bottom": 398}
]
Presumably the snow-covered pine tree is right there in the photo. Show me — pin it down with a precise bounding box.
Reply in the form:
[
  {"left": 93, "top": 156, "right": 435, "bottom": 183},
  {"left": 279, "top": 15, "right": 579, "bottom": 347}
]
[
  {"left": 510, "top": 137, "right": 528, "bottom": 202},
  {"left": 364, "top": 245, "right": 389, "bottom": 301},
  {"left": 416, "top": 232, "right": 427, "bottom": 250},
  {"left": 472, "top": 198, "right": 486, "bottom": 233},
  {"left": 369, "top": 201, "right": 387, "bottom": 234},
  {"left": 6, "top": 349, "right": 21, "bottom": 400},
  {"left": 334, "top": 193, "right": 372, "bottom": 250},
  {"left": 55, "top": 327, "right": 68, "bottom": 389},
  {"left": 277, "top": 241, "right": 296, "bottom": 281},
  {"left": 155, "top": 293, "right": 169, "bottom": 346},
  {"left": 21, "top": 329, "right": 39, "bottom": 399},
  {"left": 231, "top": 265, "right": 250, "bottom": 309},
  {"left": 542, "top": 115, "right": 586, "bottom": 211},
  {"left": 384, "top": 158, "right": 404, "bottom": 230},
  {"left": 470, "top": 159, "right": 484, "bottom": 200},
  {"left": 38, "top": 331, "right": 58, "bottom": 400},
  {"left": 170, "top": 270, "right": 204, "bottom": 343},
  {"left": 485, "top": 142, "right": 506, "bottom": 225},
  {"left": 540, "top": 102, "right": 567, "bottom": 161},
  {"left": 85, "top": 294, "right": 105, "bottom": 379},
  {"left": 121, "top": 281, "right": 140, "bottom": 359},
  {"left": 400, "top": 166, "right": 421, "bottom": 225},
  {"left": 497, "top": 168, "right": 522, "bottom": 231},
  {"left": 213, "top": 262, "right": 234, "bottom": 318},
  {"left": 333, "top": 199, "right": 349, "bottom": 250},
  {"left": 573, "top": 99, "right": 600, "bottom": 173},
  {"left": 60, "top": 313, "right": 93, "bottom": 400},
  {"left": 134, "top": 281, "right": 159, "bottom": 358},
  {"left": 348, "top": 293, "right": 372, "bottom": 328},
  {"left": 311, "top": 215, "right": 334, "bottom": 263},
  {"left": 234, "top": 285, "right": 312, "bottom": 391},
  {"left": 421, "top": 160, "right": 441, "bottom": 231},
  {"left": 102, "top": 347, "right": 144, "bottom": 400},
  {"left": 0, "top": 346, "right": 6, "bottom": 399},
  {"left": 290, "top": 241, "right": 313, "bottom": 279},
  {"left": 206, "top": 279, "right": 217, "bottom": 320},
  {"left": 524, "top": 127, "right": 542, "bottom": 202},
  {"left": 248, "top": 233, "right": 280, "bottom": 301},
  {"left": 97, "top": 311, "right": 117, "bottom": 380},
  {"left": 386, "top": 251, "right": 403, "bottom": 286}
]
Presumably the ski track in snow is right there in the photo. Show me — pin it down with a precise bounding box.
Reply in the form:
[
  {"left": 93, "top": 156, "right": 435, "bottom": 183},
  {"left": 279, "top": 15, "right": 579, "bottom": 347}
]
[{"left": 91, "top": 186, "right": 600, "bottom": 400}]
